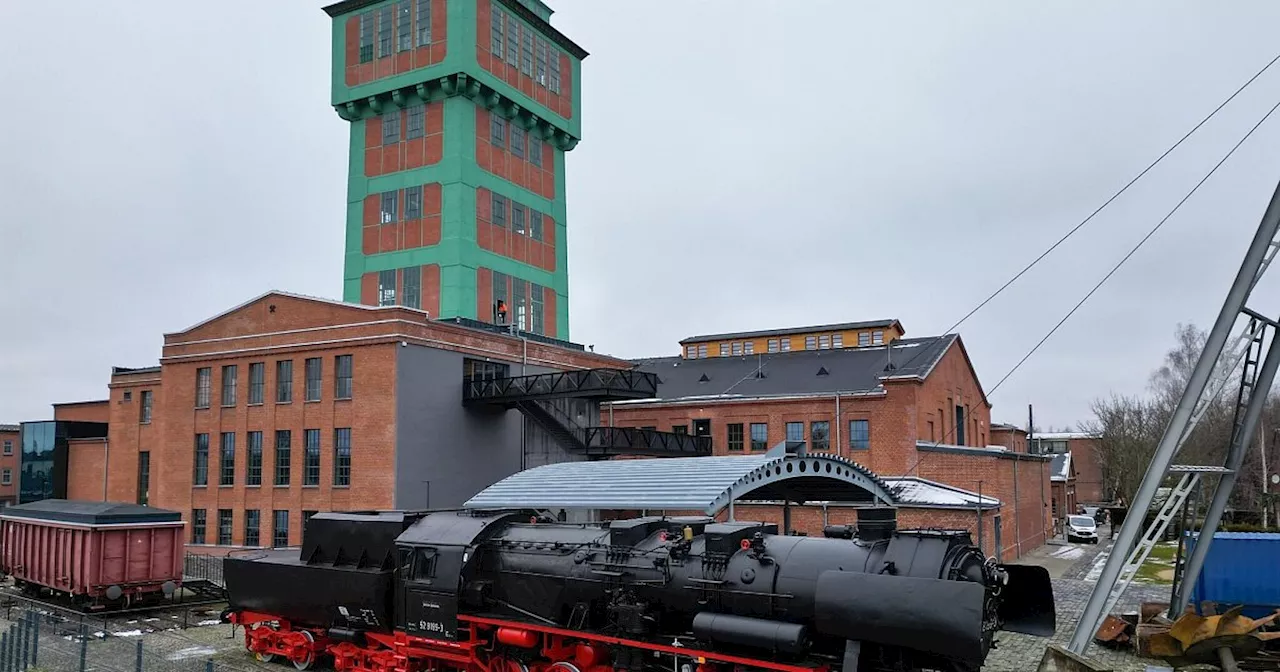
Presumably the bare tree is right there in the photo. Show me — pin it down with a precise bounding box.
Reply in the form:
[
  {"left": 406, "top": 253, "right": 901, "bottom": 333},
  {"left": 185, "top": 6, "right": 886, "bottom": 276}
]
[{"left": 1082, "top": 393, "right": 1161, "bottom": 505}]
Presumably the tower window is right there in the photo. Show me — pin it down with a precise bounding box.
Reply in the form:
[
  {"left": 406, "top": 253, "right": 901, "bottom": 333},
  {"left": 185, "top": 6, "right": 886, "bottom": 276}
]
[
  {"left": 492, "top": 193, "right": 508, "bottom": 228},
  {"left": 359, "top": 11, "right": 374, "bottom": 63},
  {"left": 529, "top": 135, "right": 543, "bottom": 167},
  {"left": 510, "top": 125, "right": 526, "bottom": 159},
  {"left": 396, "top": 0, "right": 412, "bottom": 52},
  {"left": 490, "top": 7, "right": 503, "bottom": 59},
  {"left": 521, "top": 29, "right": 534, "bottom": 76},
  {"left": 512, "top": 204, "right": 526, "bottom": 235},
  {"left": 406, "top": 105, "right": 425, "bottom": 139},
  {"left": 378, "top": 269, "right": 397, "bottom": 306},
  {"left": 377, "top": 5, "right": 394, "bottom": 57},
  {"left": 535, "top": 39, "right": 548, "bottom": 86},
  {"left": 380, "top": 191, "right": 398, "bottom": 224},
  {"left": 549, "top": 49, "right": 561, "bottom": 94},
  {"left": 382, "top": 109, "right": 400, "bottom": 145},
  {"left": 531, "top": 283, "right": 545, "bottom": 335},
  {"left": 491, "top": 115, "right": 506, "bottom": 149},
  {"left": 529, "top": 209, "right": 543, "bottom": 241},
  {"left": 402, "top": 267, "right": 422, "bottom": 309},
  {"left": 405, "top": 185, "right": 423, "bottom": 219},
  {"left": 506, "top": 18, "right": 519, "bottom": 66},
  {"left": 416, "top": 0, "right": 431, "bottom": 46}
]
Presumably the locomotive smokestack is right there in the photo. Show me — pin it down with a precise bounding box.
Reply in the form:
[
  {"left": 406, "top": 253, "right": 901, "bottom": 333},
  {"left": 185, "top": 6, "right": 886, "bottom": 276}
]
[{"left": 856, "top": 507, "right": 897, "bottom": 542}]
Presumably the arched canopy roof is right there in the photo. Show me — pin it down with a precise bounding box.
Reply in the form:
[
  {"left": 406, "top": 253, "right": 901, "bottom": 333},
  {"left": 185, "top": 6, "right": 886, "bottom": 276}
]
[{"left": 464, "top": 444, "right": 897, "bottom": 515}]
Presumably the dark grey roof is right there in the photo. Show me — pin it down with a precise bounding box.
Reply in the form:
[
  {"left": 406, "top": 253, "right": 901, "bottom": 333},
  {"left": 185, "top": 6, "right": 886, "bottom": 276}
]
[
  {"left": 0, "top": 499, "right": 182, "bottom": 526},
  {"left": 679, "top": 320, "right": 901, "bottom": 345},
  {"left": 628, "top": 335, "right": 958, "bottom": 402},
  {"left": 0, "top": 425, "right": 18, "bottom": 433},
  {"left": 112, "top": 366, "right": 161, "bottom": 376}
]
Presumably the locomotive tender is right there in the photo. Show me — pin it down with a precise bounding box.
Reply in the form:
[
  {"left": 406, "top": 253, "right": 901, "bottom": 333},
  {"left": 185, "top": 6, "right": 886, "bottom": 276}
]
[{"left": 223, "top": 507, "right": 1056, "bottom": 672}]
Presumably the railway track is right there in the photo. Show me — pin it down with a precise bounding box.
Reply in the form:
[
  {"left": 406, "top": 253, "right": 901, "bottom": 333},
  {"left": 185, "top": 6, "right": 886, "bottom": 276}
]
[{"left": 0, "top": 581, "right": 228, "bottom": 633}]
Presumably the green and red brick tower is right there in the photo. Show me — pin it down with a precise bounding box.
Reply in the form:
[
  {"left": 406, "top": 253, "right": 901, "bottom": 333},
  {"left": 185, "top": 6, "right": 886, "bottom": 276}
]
[{"left": 323, "top": 0, "right": 584, "bottom": 339}]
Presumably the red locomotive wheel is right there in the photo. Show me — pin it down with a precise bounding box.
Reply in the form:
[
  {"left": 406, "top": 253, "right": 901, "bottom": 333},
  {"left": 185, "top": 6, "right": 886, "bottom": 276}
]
[{"left": 291, "top": 630, "right": 316, "bottom": 670}]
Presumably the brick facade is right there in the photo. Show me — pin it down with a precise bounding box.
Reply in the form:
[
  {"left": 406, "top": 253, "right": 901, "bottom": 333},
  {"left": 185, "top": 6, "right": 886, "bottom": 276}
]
[
  {"left": 52, "top": 400, "right": 110, "bottom": 424},
  {"left": 0, "top": 426, "right": 18, "bottom": 506},
  {"left": 476, "top": 0, "right": 574, "bottom": 120},
  {"left": 1067, "top": 436, "right": 1106, "bottom": 504},
  {"left": 342, "top": 0, "right": 448, "bottom": 88}
]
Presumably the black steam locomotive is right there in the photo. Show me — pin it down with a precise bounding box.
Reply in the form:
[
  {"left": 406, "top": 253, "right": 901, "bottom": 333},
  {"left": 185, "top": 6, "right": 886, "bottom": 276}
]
[{"left": 222, "top": 507, "right": 1055, "bottom": 672}]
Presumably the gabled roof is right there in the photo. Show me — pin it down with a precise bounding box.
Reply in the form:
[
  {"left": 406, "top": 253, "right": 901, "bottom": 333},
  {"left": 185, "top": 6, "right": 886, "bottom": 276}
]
[
  {"left": 679, "top": 320, "right": 902, "bottom": 345},
  {"left": 1051, "top": 453, "right": 1074, "bottom": 482},
  {"left": 168, "top": 290, "right": 405, "bottom": 338},
  {"left": 626, "top": 335, "right": 965, "bottom": 403}
]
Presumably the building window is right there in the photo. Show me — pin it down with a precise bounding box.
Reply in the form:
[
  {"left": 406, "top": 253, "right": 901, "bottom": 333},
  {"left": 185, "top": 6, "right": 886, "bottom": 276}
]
[
  {"left": 955, "top": 405, "right": 967, "bottom": 445},
  {"left": 247, "top": 431, "right": 263, "bottom": 486},
  {"left": 811, "top": 421, "right": 830, "bottom": 451},
  {"left": 218, "top": 509, "right": 233, "bottom": 546},
  {"left": 396, "top": 0, "right": 412, "bottom": 51},
  {"left": 378, "top": 269, "right": 397, "bottom": 306},
  {"left": 2, "top": 440, "right": 9, "bottom": 455},
  {"left": 535, "top": 39, "right": 548, "bottom": 86},
  {"left": 248, "top": 362, "right": 265, "bottom": 404},
  {"left": 512, "top": 203, "right": 526, "bottom": 235},
  {"left": 305, "top": 358, "right": 322, "bottom": 402},
  {"left": 512, "top": 278, "right": 528, "bottom": 330},
  {"left": 510, "top": 125, "right": 525, "bottom": 159},
  {"left": 785, "top": 422, "right": 804, "bottom": 442},
  {"left": 849, "top": 420, "right": 870, "bottom": 450},
  {"left": 276, "top": 360, "right": 293, "bottom": 403},
  {"left": 491, "top": 115, "right": 506, "bottom": 149},
  {"left": 819, "top": 335, "right": 831, "bottom": 349},
  {"left": 221, "top": 365, "right": 238, "bottom": 406},
  {"left": 244, "top": 509, "right": 260, "bottom": 547},
  {"left": 833, "top": 334, "right": 844, "bottom": 348},
  {"left": 136, "top": 452, "right": 149, "bottom": 506},
  {"left": 416, "top": 0, "right": 431, "bottom": 46},
  {"left": 359, "top": 11, "right": 374, "bottom": 63},
  {"left": 465, "top": 359, "right": 510, "bottom": 381},
  {"left": 192, "top": 509, "right": 206, "bottom": 544},
  {"left": 529, "top": 135, "right": 542, "bottom": 167},
  {"left": 768, "top": 339, "right": 779, "bottom": 353},
  {"left": 731, "top": 342, "right": 742, "bottom": 356},
  {"left": 726, "top": 423, "right": 744, "bottom": 451},
  {"left": 492, "top": 193, "right": 507, "bottom": 228},
  {"left": 402, "top": 267, "right": 422, "bottom": 309},
  {"left": 334, "top": 428, "right": 352, "bottom": 487},
  {"left": 335, "top": 355, "right": 353, "bottom": 399},
  {"left": 873, "top": 330, "right": 885, "bottom": 345},
  {"left": 304, "top": 429, "right": 321, "bottom": 486},
  {"left": 531, "top": 284, "right": 545, "bottom": 335},
  {"left": 781, "top": 339, "right": 791, "bottom": 352},
  {"left": 859, "top": 332, "right": 871, "bottom": 347},
  {"left": 275, "top": 430, "right": 291, "bottom": 486},
  {"left": 193, "top": 433, "right": 209, "bottom": 486},
  {"left": 490, "top": 7, "right": 504, "bottom": 59},
  {"left": 805, "top": 336, "right": 817, "bottom": 350},
  {"left": 220, "top": 432, "right": 235, "bottom": 486},
  {"left": 377, "top": 4, "right": 393, "bottom": 57},
  {"left": 492, "top": 271, "right": 509, "bottom": 322},
  {"left": 685, "top": 345, "right": 697, "bottom": 359},
  {"left": 380, "top": 190, "right": 398, "bottom": 224},
  {"left": 406, "top": 104, "right": 425, "bottom": 140},
  {"left": 195, "top": 367, "right": 211, "bottom": 408},
  {"left": 273, "top": 510, "right": 289, "bottom": 548},
  {"left": 549, "top": 48, "right": 561, "bottom": 93},
  {"left": 521, "top": 28, "right": 533, "bottom": 76},
  {"left": 698, "top": 344, "right": 708, "bottom": 358},
  {"left": 744, "top": 341, "right": 754, "bottom": 355},
  {"left": 750, "top": 423, "right": 768, "bottom": 451},
  {"left": 134, "top": 390, "right": 151, "bottom": 423},
  {"left": 672, "top": 425, "right": 687, "bottom": 435},
  {"left": 404, "top": 185, "right": 423, "bottom": 220},
  {"left": 382, "top": 109, "right": 401, "bottom": 146},
  {"left": 719, "top": 343, "right": 729, "bottom": 357},
  {"left": 1, "top": 469, "right": 10, "bottom": 486}
]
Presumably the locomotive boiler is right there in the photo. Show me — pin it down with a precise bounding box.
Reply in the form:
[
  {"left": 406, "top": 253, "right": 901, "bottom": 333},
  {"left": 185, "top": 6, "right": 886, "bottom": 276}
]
[{"left": 222, "top": 507, "right": 1055, "bottom": 672}]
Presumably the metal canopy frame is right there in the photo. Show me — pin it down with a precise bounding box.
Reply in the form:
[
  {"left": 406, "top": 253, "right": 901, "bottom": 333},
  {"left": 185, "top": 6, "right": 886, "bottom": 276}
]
[{"left": 463, "top": 442, "right": 898, "bottom": 515}]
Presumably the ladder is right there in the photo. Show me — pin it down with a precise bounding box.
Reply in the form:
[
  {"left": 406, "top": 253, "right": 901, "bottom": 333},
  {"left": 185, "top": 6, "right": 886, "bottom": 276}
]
[{"left": 1099, "top": 465, "right": 1231, "bottom": 619}]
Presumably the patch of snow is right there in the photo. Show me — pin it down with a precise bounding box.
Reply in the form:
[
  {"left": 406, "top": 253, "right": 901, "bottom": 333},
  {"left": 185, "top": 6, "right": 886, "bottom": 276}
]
[
  {"left": 144, "top": 618, "right": 160, "bottom": 623},
  {"left": 1050, "top": 546, "right": 1085, "bottom": 560},
  {"left": 885, "top": 477, "right": 1002, "bottom": 507},
  {"left": 1085, "top": 549, "right": 1110, "bottom": 582},
  {"left": 168, "top": 646, "right": 217, "bottom": 661},
  {"left": 113, "top": 630, "right": 145, "bottom": 638},
  {"left": 196, "top": 619, "right": 222, "bottom": 627}
]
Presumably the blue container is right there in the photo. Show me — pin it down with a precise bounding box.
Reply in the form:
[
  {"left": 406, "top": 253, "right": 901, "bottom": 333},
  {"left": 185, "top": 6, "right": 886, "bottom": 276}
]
[{"left": 1185, "top": 531, "right": 1280, "bottom": 618}]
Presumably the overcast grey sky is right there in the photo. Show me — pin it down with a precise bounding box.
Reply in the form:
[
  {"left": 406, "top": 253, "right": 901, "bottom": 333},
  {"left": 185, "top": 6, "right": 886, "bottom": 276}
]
[{"left": 3, "top": 1, "right": 1280, "bottom": 429}]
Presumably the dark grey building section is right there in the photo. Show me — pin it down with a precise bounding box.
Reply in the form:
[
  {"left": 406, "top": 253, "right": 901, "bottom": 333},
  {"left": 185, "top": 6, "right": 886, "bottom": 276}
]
[{"left": 393, "top": 344, "right": 590, "bottom": 510}]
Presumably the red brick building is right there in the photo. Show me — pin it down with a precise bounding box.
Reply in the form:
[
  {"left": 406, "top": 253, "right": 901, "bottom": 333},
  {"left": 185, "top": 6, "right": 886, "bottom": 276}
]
[
  {"left": 1031, "top": 431, "right": 1107, "bottom": 505},
  {"left": 76, "top": 290, "right": 684, "bottom": 550},
  {"left": 607, "top": 322, "right": 1054, "bottom": 560},
  {"left": 0, "top": 425, "right": 18, "bottom": 506},
  {"left": 1049, "top": 452, "right": 1078, "bottom": 534}
]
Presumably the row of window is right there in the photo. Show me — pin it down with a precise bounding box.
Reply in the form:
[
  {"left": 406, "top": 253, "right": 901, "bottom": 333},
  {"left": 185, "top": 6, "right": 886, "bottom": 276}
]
[
  {"left": 191, "top": 508, "right": 309, "bottom": 547},
  {"left": 683, "top": 331, "right": 888, "bottom": 359},
  {"left": 378, "top": 186, "right": 429, "bottom": 224},
  {"left": 489, "top": 6, "right": 562, "bottom": 95},
  {"left": 377, "top": 267, "right": 424, "bottom": 309},
  {"left": 195, "top": 355, "right": 353, "bottom": 409},
  {"left": 120, "top": 389, "right": 156, "bottom": 423},
  {"left": 358, "top": 0, "right": 432, "bottom": 63},
  {"left": 489, "top": 115, "right": 545, "bottom": 168},
  {"left": 192, "top": 429, "right": 352, "bottom": 488},
  {"left": 492, "top": 270, "right": 547, "bottom": 335},
  {"left": 381, "top": 104, "right": 428, "bottom": 146},
  {"left": 650, "top": 419, "right": 871, "bottom": 452},
  {"left": 489, "top": 192, "right": 545, "bottom": 241}
]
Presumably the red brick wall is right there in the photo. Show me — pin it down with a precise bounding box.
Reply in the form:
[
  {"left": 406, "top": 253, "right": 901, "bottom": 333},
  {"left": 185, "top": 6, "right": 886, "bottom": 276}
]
[
  {"left": 66, "top": 438, "right": 107, "bottom": 501},
  {"left": 0, "top": 429, "right": 19, "bottom": 505},
  {"left": 991, "top": 426, "right": 1028, "bottom": 453},
  {"left": 362, "top": 182, "right": 442, "bottom": 254},
  {"left": 101, "top": 371, "right": 163, "bottom": 506},
  {"left": 914, "top": 342, "right": 993, "bottom": 449},
  {"left": 476, "top": 0, "right": 573, "bottom": 120},
  {"left": 476, "top": 186, "right": 556, "bottom": 271},
  {"left": 359, "top": 264, "right": 441, "bottom": 317},
  {"left": 343, "top": 0, "right": 448, "bottom": 87},
  {"left": 363, "top": 102, "right": 445, "bottom": 177},
  {"left": 1069, "top": 437, "right": 1107, "bottom": 504},
  {"left": 53, "top": 401, "right": 109, "bottom": 424},
  {"left": 476, "top": 108, "right": 556, "bottom": 199}
]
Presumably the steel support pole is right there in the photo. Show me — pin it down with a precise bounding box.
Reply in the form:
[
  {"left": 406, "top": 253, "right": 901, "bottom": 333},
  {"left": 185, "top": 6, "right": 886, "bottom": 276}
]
[
  {"left": 1067, "top": 177, "right": 1280, "bottom": 654},
  {"left": 1174, "top": 327, "right": 1280, "bottom": 614}
]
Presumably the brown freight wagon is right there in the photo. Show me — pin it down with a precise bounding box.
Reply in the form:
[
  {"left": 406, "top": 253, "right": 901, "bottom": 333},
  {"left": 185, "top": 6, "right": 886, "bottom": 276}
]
[{"left": 0, "top": 499, "right": 186, "bottom": 609}]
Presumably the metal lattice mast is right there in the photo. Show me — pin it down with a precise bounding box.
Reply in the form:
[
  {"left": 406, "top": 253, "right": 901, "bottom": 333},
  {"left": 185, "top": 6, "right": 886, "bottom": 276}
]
[{"left": 1067, "top": 177, "right": 1280, "bottom": 654}]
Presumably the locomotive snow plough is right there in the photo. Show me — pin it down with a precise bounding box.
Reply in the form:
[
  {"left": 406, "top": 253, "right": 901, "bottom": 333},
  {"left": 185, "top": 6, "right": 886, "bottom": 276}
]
[{"left": 222, "top": 507, "right": 1056, "bottom": 672}]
